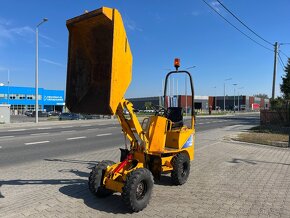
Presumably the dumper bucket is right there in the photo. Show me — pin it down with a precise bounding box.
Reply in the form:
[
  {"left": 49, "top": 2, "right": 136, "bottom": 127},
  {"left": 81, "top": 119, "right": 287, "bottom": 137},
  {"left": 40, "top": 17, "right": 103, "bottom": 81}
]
[{"left": 66, "top": 7, "right": 132, "bottom": 115}]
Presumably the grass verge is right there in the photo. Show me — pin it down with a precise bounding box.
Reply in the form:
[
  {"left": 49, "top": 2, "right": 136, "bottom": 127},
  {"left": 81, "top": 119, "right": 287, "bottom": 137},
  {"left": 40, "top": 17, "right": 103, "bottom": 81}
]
[{"left": 233, "top": 125, "right": 289, "bottom": 148}]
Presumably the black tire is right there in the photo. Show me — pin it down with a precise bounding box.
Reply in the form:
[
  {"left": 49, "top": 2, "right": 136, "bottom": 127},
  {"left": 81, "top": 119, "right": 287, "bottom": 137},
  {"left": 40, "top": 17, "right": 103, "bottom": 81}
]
[
  {"left": 171, "top": 153, "right": 190, "bottom": 185},
  {"left": 88, "top": 160, "right": 115, "bottom": 197},
  {"left": 122, "top": 168, "right": 154, "bottom": 212}
]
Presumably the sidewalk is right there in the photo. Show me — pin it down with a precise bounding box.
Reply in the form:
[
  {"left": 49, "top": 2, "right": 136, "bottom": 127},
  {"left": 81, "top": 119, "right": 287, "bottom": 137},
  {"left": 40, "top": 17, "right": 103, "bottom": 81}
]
[{"left": 1, "top": 124, "right": 290, "bottom": 217}]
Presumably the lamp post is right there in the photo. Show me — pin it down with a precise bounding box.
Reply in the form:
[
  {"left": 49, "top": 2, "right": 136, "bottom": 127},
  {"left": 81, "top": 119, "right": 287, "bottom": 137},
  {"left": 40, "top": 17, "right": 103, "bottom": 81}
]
[
  {"left": 213, "top": 86, "right": 217, "bottom": 110},
  {"left": 237, "top": 87, "right": 244, "bottom": 111},
  {"left": 233, "top": 83, "right": 238, "bottom": 112},
  {"left": 184, "top": 66, "right": 196, "bottom": 117},
  {"left": 7, "top": 69, "right": 10, "bottom": 105},
  {"left": 35, "top": 18, "right": 48, "bottom": 123},
  {"left": 224, "top": 78, "right": 232, "bottom": 111}
]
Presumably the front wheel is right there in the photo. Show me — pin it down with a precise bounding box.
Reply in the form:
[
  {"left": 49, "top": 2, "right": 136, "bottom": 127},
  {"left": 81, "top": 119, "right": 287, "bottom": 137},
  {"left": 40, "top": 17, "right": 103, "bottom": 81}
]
[
  {"left": 88, "top": 160, "right": 115, "bottom": 197},
  {"left": 122, "top": 168, "right": 154, "bottom": 212},
  {"left": 171, "top": 153, "right": 190, "bottom": 185}
]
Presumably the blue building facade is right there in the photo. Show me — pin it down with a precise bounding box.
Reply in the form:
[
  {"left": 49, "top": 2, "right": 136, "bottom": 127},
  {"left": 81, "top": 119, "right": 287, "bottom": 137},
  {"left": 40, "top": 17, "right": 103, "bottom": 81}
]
[{"left": 0, "top": 86, "right": 65, "bottom": 114}]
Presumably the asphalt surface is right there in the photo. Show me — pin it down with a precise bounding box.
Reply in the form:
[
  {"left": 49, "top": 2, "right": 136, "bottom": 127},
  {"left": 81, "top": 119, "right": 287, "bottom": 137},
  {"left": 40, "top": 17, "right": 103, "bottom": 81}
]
[{"left": 0, "top": 113, "right": 260, "bottom": 167}]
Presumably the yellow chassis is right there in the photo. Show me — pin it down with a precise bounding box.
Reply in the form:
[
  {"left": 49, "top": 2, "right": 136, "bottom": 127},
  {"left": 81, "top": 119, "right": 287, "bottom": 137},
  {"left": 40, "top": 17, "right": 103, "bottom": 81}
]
[{"left": 102, "top": 98, "right": 195, "bottom": 193}]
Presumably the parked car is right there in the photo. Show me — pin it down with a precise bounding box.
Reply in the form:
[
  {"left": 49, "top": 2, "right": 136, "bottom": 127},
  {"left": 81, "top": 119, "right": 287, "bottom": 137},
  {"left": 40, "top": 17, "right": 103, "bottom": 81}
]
[
  {"left": 47, "top": 111, "right": 61, "bottom": 116},
  {"left": 58, "top": 113, "right": 84, "bottom": 120},
  {"left": 24, "top": 110, "right": 33, "bottom": 116},
  {"left": 32, "top": 111, "right": 49, "bottom": 117},
  {"left": 82, "top": 114, "right": 100, "bottom": 119}
]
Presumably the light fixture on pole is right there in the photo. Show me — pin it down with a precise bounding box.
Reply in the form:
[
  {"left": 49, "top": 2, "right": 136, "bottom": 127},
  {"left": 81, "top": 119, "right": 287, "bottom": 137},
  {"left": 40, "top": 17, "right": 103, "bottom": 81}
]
[
  {"left": 184, "top": 66, "right": 196, "bottom": 117},
  {"left": 35, "top": 18, "right": 48, "bottom": 123},
  {"left": 232, "top": 83, "right": 238, "bottom": 112},
  {"left": 224, "top": 78, "right": 232, "bottom": 111}
]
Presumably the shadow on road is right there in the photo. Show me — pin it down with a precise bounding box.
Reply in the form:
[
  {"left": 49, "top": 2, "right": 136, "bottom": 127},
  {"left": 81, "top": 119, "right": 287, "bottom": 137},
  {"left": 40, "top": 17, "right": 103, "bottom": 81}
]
[
  {"left": 44, "top": 158, "right": 100, "bottom": 169},
  {"left": 0, "top": 159, "right": 132, "bottom": 214},
  {"left": 228, "top": 158, "right": 290, "bottom": 166}
]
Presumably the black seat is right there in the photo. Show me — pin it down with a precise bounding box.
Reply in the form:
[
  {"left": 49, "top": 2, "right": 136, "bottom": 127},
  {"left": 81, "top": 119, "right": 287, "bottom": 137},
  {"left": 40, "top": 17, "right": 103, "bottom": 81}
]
[{"left": 166, "top": 107, "right": 183, "bottom": 128}]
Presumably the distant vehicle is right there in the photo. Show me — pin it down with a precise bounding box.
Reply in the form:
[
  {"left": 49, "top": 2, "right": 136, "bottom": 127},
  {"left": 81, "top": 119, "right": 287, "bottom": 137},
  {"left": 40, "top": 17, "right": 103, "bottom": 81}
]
[
  {"left": 58, "top": 112, "right": 84, "bottom": 120},
  {"left": 82, "top": 114, "right": 100, "bottom": 119},
  {"left": 47, "top": 111, "right": 61, "bottom": 116},
  {"left": 24, "top": 110, "right": 33, "bottom": 116},
  {"left": 32, "top": 111, "right": 49, "bottom": 117}
]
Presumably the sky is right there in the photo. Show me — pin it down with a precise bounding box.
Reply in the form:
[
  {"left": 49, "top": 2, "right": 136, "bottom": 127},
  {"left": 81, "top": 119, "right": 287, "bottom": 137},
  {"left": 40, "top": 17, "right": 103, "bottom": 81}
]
[{"left": 0, "top": 0, "right": 289, "bottom": 98}]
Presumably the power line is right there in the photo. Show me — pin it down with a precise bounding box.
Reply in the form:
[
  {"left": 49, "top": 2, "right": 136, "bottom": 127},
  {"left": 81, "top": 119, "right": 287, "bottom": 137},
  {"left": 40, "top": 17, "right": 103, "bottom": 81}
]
[
  {"left": 279, "top": 49, "right": 289, "bottom": 59},
  {"left": 200, "top": 0, "right": 273, "bottom": 52},
  {"left": 216, "top": 0, "right": 273, "bottom": 46},
  {"left": 278, "top": 53, "right": 285, "bottom": 69}
]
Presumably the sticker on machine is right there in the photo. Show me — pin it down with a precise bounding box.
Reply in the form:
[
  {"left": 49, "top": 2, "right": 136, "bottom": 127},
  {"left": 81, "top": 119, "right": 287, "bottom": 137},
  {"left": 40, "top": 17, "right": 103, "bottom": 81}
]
[{"left": 182, "top": 134, "right": 194, "bottom": 148}]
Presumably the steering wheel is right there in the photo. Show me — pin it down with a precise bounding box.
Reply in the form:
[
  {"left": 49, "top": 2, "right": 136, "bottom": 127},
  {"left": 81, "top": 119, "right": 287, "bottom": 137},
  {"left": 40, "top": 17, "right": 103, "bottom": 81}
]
[{"left": 151, "top": 105, "right": 168, "bottom": 117}]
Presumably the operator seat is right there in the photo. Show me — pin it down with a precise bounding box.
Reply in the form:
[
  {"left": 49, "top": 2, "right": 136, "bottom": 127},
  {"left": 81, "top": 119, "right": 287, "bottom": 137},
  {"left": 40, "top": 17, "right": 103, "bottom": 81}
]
[{"left": 166, "top": 107, "right": 183, "bottom": 128}]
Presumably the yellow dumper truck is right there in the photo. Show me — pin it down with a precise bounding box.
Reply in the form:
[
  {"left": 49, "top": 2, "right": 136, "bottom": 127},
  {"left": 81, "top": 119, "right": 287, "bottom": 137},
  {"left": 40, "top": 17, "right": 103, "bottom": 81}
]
[{"left": 66, "top": 7, "right": 195, "bottom": 212}]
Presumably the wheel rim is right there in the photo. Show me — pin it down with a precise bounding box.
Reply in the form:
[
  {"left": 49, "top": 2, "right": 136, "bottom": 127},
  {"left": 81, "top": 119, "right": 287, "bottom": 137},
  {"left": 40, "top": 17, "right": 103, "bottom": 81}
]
[
  {"left": 181, "top": 162, "right": 188, "bottom": 177},
  {"left": 136, "top": 180, "right": 147, "bottom": 200}
]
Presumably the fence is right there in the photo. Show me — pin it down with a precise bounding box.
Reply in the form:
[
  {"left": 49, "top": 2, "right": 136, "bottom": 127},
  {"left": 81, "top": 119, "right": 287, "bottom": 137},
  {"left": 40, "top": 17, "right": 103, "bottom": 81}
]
[{"left": 260, "top": 108, "right": 289, "bottom": 125}]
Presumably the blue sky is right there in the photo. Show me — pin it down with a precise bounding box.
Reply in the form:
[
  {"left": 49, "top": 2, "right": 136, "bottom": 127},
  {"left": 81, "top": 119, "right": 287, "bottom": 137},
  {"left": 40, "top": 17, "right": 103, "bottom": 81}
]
[{"left": 0, "top": 0, "right": 289, "bottom": 98}]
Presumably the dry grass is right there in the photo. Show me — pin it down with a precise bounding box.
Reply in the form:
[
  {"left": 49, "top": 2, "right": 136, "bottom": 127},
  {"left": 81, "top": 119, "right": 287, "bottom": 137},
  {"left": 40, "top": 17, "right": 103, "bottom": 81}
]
[{"left": 235, "top": 132, "right": 288, "bottom": 147}]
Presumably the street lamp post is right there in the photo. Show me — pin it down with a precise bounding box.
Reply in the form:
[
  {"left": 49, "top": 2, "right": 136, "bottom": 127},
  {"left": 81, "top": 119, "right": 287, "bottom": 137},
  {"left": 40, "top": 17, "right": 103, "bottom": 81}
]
[
  {"left": 233, "top": 83, "right": 238, "bottom": 113},
  {"left": 237, "top": 87, "right": 244, "bottom": 112},
  {"left": 7, "top": 69, "right": 10, "bottom": 105},
  {"left": 185, "top": 66, "right": 196, "bottom": 116},
  {"left": 35, "top": 18, "right": 48, "bottom": 123},
  {"left": 224, "top": 78, "right": 232, "bottom": 111},
  {"left": 213, "top": 86, "right": 217, "bottom": 110}
]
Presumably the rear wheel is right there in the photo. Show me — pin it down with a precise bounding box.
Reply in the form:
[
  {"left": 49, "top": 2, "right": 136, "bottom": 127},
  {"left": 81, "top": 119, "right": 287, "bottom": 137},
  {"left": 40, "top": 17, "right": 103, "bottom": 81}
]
[
  {"left": 122, "top": 168, "right": 154, "bottom": 212},
  {"left": 88, "top": 160, "right": 115, "bottom": 197},
  {"left": 171, "top": 153, "right": 190, "bottom": 185}
]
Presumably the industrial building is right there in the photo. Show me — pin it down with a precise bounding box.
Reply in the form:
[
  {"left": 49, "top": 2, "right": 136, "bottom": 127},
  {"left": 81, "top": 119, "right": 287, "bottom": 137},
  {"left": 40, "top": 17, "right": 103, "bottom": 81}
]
[
  {"left": 0, "top": 86, "right": 65, "bottom": 114},
  {"left": 209, "top": 96, "right": 270, "bottom": 111},
  {"left": 128, "top": 95, "right": 270, "bottom": 112},
  {"left": 128, "top": 95, "right": 209, "bottom": 112}
]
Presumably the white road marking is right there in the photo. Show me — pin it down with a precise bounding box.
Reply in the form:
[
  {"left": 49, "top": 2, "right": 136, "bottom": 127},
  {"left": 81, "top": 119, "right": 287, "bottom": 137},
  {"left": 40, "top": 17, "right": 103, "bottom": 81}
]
[
  {"left": 8, "top": 129, "right": 27, "bottom": 132},
  {"left": 80, "top": 125, "right": 92, "bottom": 127},
  {"left": 196, "top": 141, "right": 221, "bottom": 151},
  {"left": 96, "top": 133, "right": 112, "bottom": 137},
  {"left": 61, "top": 126, "right": 73, "bottom": 128},
  {"left": 37, "top": 127, "right": 52, "bottom": 130},
  {"left": 0, "top": 146, "right": 2, "bottom": 149},
  {"left": 25, "top": 141, "right": 50, "bottom": 145},
  {"left": 0, "top": 136, "right": 15, "bottom": 139},
  {"left": 30, "top": 133, "right": 49, "bottom": 136},
  {"left": 66, "top": 136, "right": 86, "bottom": 140},
  {"left": 198, "top": 123, "right": 204, "bottom": 125},
  {"left": 87, "top": 128, "right": 97, "bottom": 131},
  {"left": 61, "top": 130, "right": 76, "bottom": 133}
]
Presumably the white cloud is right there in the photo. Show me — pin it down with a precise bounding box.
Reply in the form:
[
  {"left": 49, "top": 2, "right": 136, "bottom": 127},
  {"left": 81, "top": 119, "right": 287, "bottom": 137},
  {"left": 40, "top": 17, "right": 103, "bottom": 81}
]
[
  {"left": 0, "top": 17, "right": 54, "bottom": 47},
  {"left": 124, "top": 16, "right": 143, "bottom": 32},
  {"left": 40, "top": 58, "right": 66, "bottom": 68}
]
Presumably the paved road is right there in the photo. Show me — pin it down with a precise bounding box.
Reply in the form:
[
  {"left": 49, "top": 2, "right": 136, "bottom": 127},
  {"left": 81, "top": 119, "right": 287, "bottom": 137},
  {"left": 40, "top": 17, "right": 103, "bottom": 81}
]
[
  {"left": 1, "top": 112, "right": 290, "bottom": 217},
  {"left": 0, "top": 113, "right": 259, "bottom": 167}
]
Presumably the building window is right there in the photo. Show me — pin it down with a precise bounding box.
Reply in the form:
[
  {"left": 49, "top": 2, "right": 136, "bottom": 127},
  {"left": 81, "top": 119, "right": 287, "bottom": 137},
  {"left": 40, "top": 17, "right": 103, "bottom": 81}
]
[
  {"left": 0, "top": 94, "right": 7, "bottom": 99},
  {"left": 27, "top": 105, "right": 35, "bottom": 110}
]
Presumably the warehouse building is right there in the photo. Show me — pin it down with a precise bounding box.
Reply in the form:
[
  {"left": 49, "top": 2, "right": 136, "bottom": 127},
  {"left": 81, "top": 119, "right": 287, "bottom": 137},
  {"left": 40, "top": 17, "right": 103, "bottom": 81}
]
[
  {"left": 0, "top": 86, "right": 65, "bottom": 114},
  {"left": 128, "top": 95, "right": 270, "bottom": 112},
  {"left": 128, "top": 95, "right": 209, "bottom": 112},
  {"left": 209, "top": 96, "right": 270, "bottom": 111}
]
